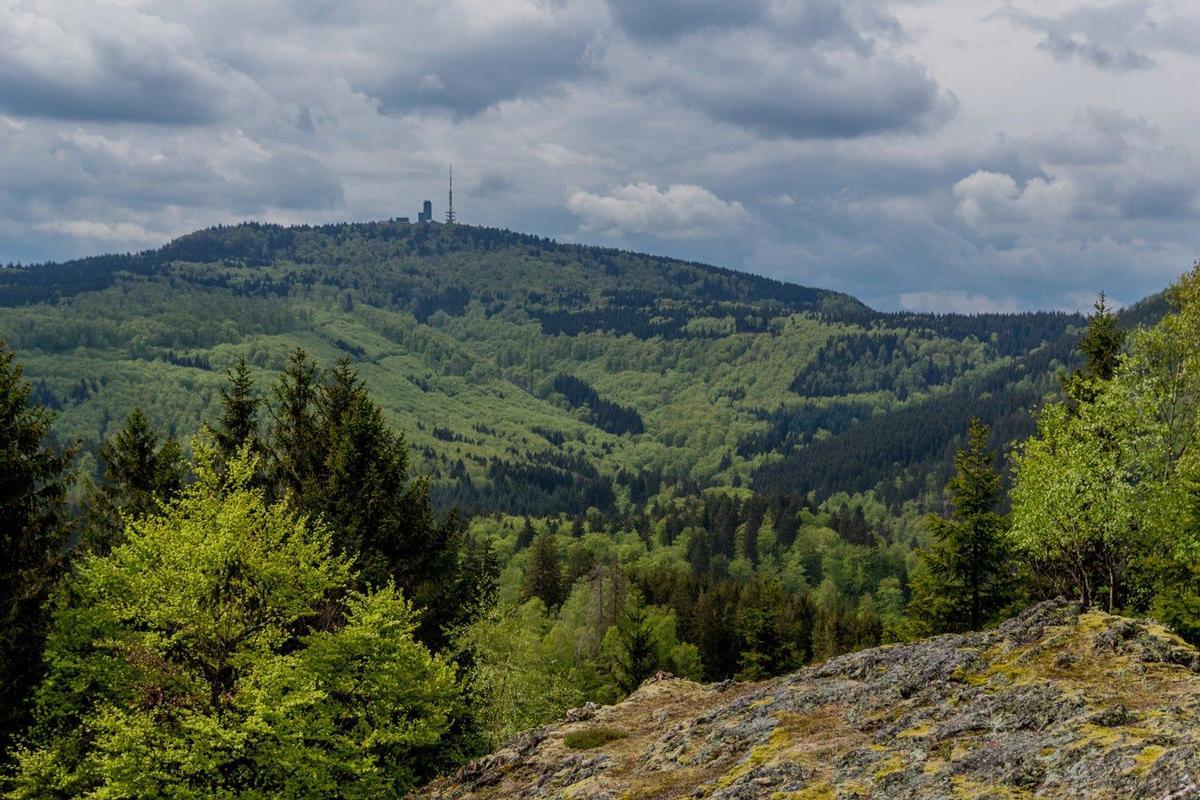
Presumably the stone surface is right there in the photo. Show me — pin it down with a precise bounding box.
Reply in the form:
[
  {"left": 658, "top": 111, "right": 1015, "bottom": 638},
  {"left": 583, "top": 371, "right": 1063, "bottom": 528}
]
[{"left": 414, "top": 600, "right": 1200, "bottom": 799}]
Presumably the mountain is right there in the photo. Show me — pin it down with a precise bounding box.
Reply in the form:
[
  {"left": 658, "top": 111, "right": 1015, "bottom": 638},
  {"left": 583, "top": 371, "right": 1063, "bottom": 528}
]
[
  {"left": 416, "top": 599, "right": 1200, "bottom": 799},
  {"left": 0, "top": 220, "right": 1087, "bottom": 513}
]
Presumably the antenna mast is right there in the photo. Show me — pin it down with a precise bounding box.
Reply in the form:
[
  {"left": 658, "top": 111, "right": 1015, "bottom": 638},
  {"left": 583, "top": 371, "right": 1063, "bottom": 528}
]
[{"left": 446, "top": 165, "right": 456, "bottom": 224}]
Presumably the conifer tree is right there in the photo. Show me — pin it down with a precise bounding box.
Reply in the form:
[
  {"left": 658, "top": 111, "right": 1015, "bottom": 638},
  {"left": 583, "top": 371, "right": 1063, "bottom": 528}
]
[
  {"left": 522, "top": 531, "right": 564, "bottom": 608},
  {"left": 612, "top": 590, "right": 656, "bottom": 692},
  {"left": 82, "top": 408, "right": 185, "bottom": 555},
  {"left": 268, "top": 352, "right": 490, "bottom": 648},
  {"left": 0, "top": 341, "right": 73, "bottom": 762},
  {"left": 1062, "top": 293, "right": 1125, "bottom": 405},
  {"left": 213, "top": 357, "right": 261, "bottom": 463},
  {"left": 268, "top": 347, "right": 322, "bottom": 502},
  {"left": 907, "top": 419, "right": 1008, "bottom": 634},
  {"left": 517, "top": 516, "right": 536, "bottom": 550}
]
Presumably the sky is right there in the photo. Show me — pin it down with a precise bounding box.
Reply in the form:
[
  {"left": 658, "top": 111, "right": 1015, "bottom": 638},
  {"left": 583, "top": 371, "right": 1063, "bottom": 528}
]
[{"left": 1, "top": 0, "right": 1198, "bottom": 311}]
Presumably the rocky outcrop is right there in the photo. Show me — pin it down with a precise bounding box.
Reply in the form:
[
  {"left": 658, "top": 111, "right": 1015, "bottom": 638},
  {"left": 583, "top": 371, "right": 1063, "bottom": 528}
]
[{"left": 415, "top": 600, "right": 1200, "bottom": 799}]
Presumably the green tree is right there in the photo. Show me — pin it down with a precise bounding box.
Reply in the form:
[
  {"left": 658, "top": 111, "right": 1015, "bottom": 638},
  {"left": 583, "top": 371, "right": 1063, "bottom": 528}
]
[
  {"left": 907, "top": 419, "right": 1009, "bottom": 633},
  {"left": 267, "top": 353, "right": 488, "bottom": 648},
  {"left": 0, "top": 341, "right": 73, "bottom": 763},
  {"left": 8, "top": 449, "right": 460, "bottom": 799},
  {"left": 1062, "top": 293, "right": 1125, "bottom": 406},
  {"left": 523, "top": 531, "right": 565, "bottom": 609},
  {"left": 610, "top": 589, "right": 656, "bottom": 693},
  {"left": 81, "top": 408, "right": 185, "bottom": 555},
  {"left": 457, "top": 600, "right": 585, "bottom": 749},
  {"left": 212, "top": 357, "right": 262, "bottom": 464},
  {"left": 1008, "top": 393, "right": 1145, "bottom": 610},
  {"left": 268, "top": 347, "right": 322, "bottom": 501}
]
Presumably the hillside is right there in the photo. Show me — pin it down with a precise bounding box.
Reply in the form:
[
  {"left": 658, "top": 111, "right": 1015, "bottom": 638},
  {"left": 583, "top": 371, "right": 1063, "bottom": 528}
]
[
  {"left": 416, "top": 599, "right": 1200, "bottom": 799},
  {"left": 0, "top": 220, "right": 1085, "bottom": 512}
]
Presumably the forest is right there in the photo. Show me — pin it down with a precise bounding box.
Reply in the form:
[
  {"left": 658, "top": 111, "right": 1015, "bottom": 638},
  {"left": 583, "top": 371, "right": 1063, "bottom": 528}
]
[
  {"left": 2, "top": 221, "right": 1197, "bottom": 795},
  {"left": 0, "top": 220, "right": 1092, "bottom": 515}
]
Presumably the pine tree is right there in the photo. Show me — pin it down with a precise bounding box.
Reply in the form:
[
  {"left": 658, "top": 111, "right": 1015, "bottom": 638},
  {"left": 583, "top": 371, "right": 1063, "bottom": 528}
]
[
  {"left": 613, "top": 590, "right": 656, "bottom": 692},
  {"left": 907, "top": 419, "right": 1009, "bottom": 634},
  {"left": 268, "top": 347, "right": 322, "bottom": 502},
  {"left": 517, "top": 516, "right": 536, "bottom": 550},
  {"left": 522, "top": 531, "right": 564, "bottom": 608},
  {"left": 82, "top": 408, "right": 185, "bottom": 555},
  {"left": 268, "top": 354, "right": 491, "bottom": 649},
  {"left": 1062, "top": 293, "right": 1125, "bottom": 405},
  {"left": 213, "top": 357, "right": 261, "bottom": 463},
  {"left": 0, "top": 341, "right": 73, "bottom": 761}
]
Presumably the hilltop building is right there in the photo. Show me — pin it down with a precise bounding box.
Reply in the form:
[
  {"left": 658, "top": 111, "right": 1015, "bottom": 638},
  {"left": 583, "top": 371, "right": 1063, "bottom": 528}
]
[{"left": 417, "top": 200, "right": 433, "bottom": 224}]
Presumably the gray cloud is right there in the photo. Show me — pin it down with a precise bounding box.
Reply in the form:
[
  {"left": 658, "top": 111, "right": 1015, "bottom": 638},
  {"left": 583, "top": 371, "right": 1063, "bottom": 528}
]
[
  {"left": 0, "top": 1, "right": 240, "bottom": 123},
  {"left": 0, "top": 0, "right": 1197, "bottom": 312},
  {"left": 996, "top": 0, "right": 1199, "bottom": 72},
  {"left": 605, "top": 0, "right": 769, "bottom": 40}
]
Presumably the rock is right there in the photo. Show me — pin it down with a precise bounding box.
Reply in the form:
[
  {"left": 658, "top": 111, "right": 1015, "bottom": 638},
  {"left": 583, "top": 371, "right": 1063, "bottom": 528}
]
[{"left": 413, "top": 601, "right": 1200, "bottom": 799}]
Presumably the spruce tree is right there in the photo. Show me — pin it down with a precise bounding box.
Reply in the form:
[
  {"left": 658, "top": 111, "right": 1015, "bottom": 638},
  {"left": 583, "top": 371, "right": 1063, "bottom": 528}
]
[
  {"left": 82, "top": 408, "right": 185, "bottom": 555},
  {"left": 522, "top": 531, "right": 564, "bottom": 608},
  {"left": 0, "top": 341, "right": 73, "bottom": 761},
  {"left": 267, "top": 353, "right": 490, "bottom": 648},
  {"left": 213, "top": 357, "right": 261, "bottom": 463},
  {"left": 1062, "top": 293, "right": 1125, "bottom": 405},
  {"left": 907, "top": 419, "right": 1008, "bottom": 634},
  {"left": 613, "top": 589, "right": 656, "bottom": 692},
  {"left": 268, "top": 347, "right": 322, "bottom": 502}
]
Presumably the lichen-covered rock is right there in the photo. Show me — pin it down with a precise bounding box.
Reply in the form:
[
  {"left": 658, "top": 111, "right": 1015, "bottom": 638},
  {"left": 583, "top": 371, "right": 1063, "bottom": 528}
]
[{"left": 413, "top": 600, "right": 1200, "bottom": 799}]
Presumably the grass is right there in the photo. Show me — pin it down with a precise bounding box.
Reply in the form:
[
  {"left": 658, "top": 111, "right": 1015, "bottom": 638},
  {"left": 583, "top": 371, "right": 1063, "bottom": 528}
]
[{"left": 564, "top": 726, "right": 629, "bottom": 750}]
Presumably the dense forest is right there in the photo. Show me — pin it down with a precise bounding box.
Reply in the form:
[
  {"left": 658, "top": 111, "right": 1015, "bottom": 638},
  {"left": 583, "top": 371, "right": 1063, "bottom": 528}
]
[
  {"left": 0, "top": 220, "right": 1090, "bottom": 516},
  {"left": 3, "top": 220, "right": 1196, "bottom": 796}
]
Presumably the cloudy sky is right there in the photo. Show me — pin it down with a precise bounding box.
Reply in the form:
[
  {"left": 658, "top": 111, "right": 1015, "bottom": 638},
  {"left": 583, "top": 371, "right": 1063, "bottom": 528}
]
[{"left": 2, "top": 0, "right": 1198, "bottom": 310}]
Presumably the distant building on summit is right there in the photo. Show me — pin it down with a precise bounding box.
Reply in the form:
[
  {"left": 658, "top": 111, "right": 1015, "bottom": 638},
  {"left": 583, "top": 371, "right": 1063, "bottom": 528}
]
[{"left": 417, "top": 199, "right": 433, "bottom": 224}]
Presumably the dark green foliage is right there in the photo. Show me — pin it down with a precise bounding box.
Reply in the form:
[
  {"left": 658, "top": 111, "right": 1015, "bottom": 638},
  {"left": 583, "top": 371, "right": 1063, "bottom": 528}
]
[
  {"left": 212, "top": 357, "right": 262, "bottom": 463},
  {"left": 734, "top": 579, "right": 815, "bottom": 680},
  {"left": 755, "top": 333, "right": 1081, "bottom": 504},
  {"left": 1061, "top": 293, "right": 1126, "bottom": 405},
  {"left": 612, "top": 591, "right": 657, "bottom": 692},
  {"left": 267, "top": 351, "right": 486, "bottom": 647},
  {"left": 523, "top": 531, "right": 565, "bottom": 609},
  {"left": 908, "top": 419, "right": 1009, "bottom": 634},
  {"left": 552, "top": 373, "right": 643, "bottom": 436},
  {"left": 269, "top": 348, "right": 323, "bottom": 501},
  {"left": 81, "top": 408, "right": 185, "bottom": 555},
  {"left": 517, "top": 516, "right": 536, "bottom": 550},
  {"left": 0, "top": 340, "right": 72, "bottom": 762},
  {"left": 812, "top": 594, "right": 882, "bottom": 661}
]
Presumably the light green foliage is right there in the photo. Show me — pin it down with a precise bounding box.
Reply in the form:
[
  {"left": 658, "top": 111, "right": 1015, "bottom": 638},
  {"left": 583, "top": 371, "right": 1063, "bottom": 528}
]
[
  {"left": 457, "top": 600, "right": 587, "bottom": 750},
  {"left": 1009, "top": 269, "right": 1200, "bottom": 618},
  {"left": 1009, "top": 375, "right": 1153, "bottom": 610},
  {"left": 8, "top": 448, "right": 459, "bottom": 799}
]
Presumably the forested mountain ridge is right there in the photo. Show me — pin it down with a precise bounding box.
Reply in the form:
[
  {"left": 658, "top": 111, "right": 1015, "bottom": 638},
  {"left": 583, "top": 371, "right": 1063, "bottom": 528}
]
[{"left": 0, "top": 220, "right": 1090, "bottom": 513}]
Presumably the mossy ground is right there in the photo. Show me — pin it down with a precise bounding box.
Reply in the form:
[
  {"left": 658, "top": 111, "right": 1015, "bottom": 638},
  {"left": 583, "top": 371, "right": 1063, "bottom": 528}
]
[{"left": 415, "top": 602, "right": 1200, "bottom": 800}]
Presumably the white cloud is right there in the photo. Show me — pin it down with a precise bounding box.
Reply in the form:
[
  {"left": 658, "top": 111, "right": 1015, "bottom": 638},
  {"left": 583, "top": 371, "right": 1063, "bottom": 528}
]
[
  {"left": 567, "top": 182, "right": 749, "bottom": 239},
  {"left": 952, "top": 170, "right": 1075, "bottom": 229},
  {"left": 898, "top": 290, "right": 1020, "bottom": 314}
]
